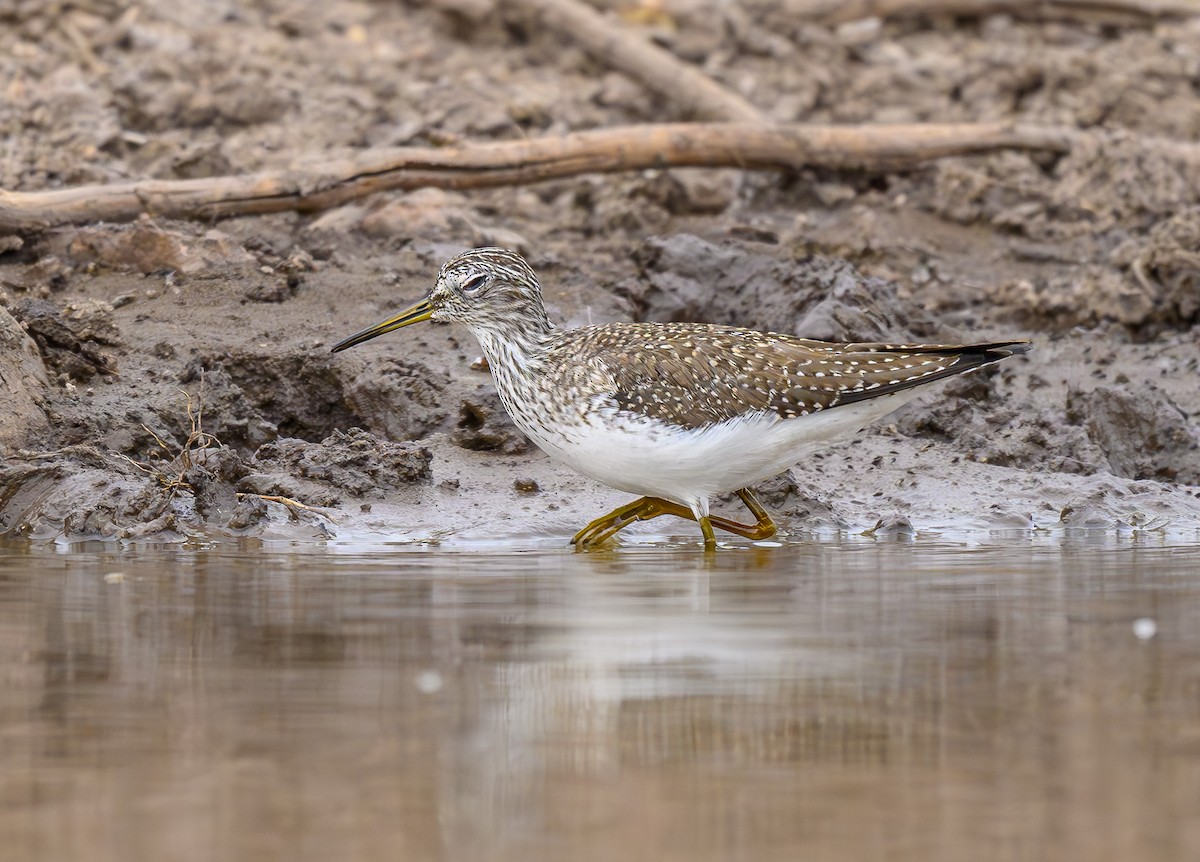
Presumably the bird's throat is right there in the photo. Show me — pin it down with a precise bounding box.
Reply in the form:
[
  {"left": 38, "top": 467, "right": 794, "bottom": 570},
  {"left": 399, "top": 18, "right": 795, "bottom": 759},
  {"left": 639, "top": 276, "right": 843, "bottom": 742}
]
[{"left": 471, "top": 324, "right": 553, "bottom": 381}]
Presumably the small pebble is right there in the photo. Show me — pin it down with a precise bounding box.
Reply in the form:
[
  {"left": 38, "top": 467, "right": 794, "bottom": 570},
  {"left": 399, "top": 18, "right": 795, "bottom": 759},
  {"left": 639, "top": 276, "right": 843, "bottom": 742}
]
[
  {"left": 1133, "top": 618, "right": 1157, "bottom": 640},
  {"left": 835, "top": 16, "right": 882, "bottom": 46}
]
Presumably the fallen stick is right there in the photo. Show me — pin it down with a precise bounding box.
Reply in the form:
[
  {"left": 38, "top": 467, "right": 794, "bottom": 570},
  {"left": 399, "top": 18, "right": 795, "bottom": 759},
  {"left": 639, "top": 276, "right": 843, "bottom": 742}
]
[
  {"left": 237, "top": 493, "right": 341, "bottom": 524},
  {"left": 497, "top": 0, "right": 767, "bottom": 123},
  {"left": 0, "top": 121, "right": 1077, "bottom": 234},
  {"left": 789, "top": 0, "right": 1200, "bottom": 26}
]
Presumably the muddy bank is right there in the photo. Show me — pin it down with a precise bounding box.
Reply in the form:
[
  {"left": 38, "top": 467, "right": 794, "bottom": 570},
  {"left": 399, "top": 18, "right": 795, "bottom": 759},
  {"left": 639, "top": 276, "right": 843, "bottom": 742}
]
[{"left": 2, "top": 3, "right": 1199, "bottom": 544}]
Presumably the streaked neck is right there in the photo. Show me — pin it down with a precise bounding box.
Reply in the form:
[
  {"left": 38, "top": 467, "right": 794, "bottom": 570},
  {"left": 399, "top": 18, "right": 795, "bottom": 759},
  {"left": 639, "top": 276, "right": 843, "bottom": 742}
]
[{"left": 470, "top": 314, "right": 555, "bottom": 370}]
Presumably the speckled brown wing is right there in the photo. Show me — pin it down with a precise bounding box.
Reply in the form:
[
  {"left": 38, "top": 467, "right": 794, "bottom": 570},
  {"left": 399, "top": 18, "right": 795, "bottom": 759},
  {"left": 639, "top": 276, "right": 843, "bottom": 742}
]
[{"left": 549, "top": 322, "right": 1029, "bottom": 430}]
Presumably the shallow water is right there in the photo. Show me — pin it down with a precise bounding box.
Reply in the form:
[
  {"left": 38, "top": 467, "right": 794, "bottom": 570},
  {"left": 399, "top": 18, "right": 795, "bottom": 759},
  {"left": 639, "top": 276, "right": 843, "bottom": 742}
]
[{"left": 1, "top": 537, "right": 1198, "bottom": 861}]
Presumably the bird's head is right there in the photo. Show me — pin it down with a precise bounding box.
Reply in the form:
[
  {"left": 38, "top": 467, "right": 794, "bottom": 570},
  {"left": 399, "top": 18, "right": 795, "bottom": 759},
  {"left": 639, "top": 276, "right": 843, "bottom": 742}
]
[{"left": 331, "top": 247, "right": 551, "bottom": 354}]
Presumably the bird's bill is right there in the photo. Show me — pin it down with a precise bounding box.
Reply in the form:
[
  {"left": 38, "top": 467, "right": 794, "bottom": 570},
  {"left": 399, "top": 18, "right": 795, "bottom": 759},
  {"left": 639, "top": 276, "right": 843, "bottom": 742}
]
[{"left": 330, "top": 297, "right": 434, "bottom": 353}]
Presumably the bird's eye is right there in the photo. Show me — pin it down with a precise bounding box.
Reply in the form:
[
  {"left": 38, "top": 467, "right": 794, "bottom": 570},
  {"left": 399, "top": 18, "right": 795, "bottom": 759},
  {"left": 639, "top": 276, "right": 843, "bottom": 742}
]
[{"left": 461, "top": 274, "right": 487, "bottom": 295}]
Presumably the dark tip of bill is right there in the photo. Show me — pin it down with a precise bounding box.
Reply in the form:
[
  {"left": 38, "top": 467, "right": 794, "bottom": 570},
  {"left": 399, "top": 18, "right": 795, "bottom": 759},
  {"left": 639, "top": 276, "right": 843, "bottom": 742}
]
[{"left": 330, "top": 332, "right": 365, "bottom": 353}]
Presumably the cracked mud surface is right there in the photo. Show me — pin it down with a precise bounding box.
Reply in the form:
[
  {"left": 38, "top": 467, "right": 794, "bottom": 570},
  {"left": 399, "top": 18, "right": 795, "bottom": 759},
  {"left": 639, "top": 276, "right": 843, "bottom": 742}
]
[{"left": 2, "top": 1, "right": 1198, "bottom": 545}]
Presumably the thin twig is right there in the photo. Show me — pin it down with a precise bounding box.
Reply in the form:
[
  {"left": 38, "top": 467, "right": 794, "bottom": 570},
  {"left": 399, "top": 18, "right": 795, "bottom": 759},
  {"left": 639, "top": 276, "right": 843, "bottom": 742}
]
[
  {"left": 179, "top": 380, "right": 220, "bottom": 469},
  {"left": 237, "top": 493, "right": 341, "bottom": 524},
  {"left": 56, "top": 17, "right": 108, "bottom": 75},
  {"left": 141, "top": 423, "right": 176, "bottom": 459},
  {"left": 113, "top": 452, "right": 156, "bottom": 476}
]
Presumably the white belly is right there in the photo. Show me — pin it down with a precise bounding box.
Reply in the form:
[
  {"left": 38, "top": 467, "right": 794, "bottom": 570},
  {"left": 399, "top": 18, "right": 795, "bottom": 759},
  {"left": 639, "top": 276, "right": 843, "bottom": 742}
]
[{"left": 518, "top": 392, "right": 917, "bottom": 512}]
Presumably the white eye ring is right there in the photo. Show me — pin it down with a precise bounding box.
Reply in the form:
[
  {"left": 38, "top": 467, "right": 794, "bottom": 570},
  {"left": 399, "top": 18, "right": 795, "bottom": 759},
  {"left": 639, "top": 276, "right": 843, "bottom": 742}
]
[{"left": 461, "top": 274, "right": 487, "bottom": 294}]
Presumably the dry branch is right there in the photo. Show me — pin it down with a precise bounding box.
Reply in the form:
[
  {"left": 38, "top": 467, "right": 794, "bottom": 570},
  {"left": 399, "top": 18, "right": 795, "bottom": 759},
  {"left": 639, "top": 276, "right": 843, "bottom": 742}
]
[
  {"left": 497, "top": 0, "right": 767, "bottom": 123},
  {"left": 0, "top": 122, "right": 1078, "bottom": 234},
  {"left": 789, "top": 0, "right": 1200, "bottom": 26}
]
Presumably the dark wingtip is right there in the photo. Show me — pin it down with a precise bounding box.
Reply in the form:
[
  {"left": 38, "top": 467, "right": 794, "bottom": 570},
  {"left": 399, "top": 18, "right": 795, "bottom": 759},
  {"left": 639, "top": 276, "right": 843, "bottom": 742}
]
[
  {"left": 834, "top": 339, "right": 1031, "bottom": 408},
  {"left": 914, "top": 340, "right": 1031, "bottom": 360},
  {"left": 985, "top": 340, "right": 1032, "bottom": 357}
]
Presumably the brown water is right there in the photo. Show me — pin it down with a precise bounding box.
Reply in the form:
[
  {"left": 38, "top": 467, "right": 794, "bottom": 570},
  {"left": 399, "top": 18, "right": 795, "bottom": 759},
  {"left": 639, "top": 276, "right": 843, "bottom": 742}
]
[{"left": 1, "top": 537, "right": 1198, "bottom": 862}]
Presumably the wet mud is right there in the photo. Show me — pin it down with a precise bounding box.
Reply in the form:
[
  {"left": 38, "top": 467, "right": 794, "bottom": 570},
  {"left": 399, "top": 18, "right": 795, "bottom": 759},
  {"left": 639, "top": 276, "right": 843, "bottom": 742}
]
[{"left": 2, "top": 3, "right": 1199, "bottom": 543}]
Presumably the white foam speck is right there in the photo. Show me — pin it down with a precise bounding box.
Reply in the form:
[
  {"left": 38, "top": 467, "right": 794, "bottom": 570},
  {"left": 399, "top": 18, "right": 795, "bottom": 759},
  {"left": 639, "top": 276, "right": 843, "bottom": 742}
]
[{"left": 415, "top": 670, "right": 443, "bottom": 693}]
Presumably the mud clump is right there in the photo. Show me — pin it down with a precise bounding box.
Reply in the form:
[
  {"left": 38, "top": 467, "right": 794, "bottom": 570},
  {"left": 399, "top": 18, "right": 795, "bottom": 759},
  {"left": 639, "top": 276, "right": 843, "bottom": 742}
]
[
  {"left": 628, "top": 234, "right": 801, "bottom": 326},
  {"left": 513, "top": 478, "right": 540, "bottom": 494},
  {"left": 225, "top": 495, "right": 270, "bottom": 530},
  {"left": 13, "top": 298, "right": 120, "bottom": 380},
  {"left": 988, "top": 258, "right": 1200, "bottom": 332},
  {"left": 451, "top": 388, "right": 529, "bottom": 454},
  {"left": 182, "top": 351, "right": 450, "bottom": 455},
  {"left": 192, "top": 352, "right": 363, "bottom": 445},
  {"left": 244, "top": 279, "right": 297, "bottom": 304},
  {"left": 898, "top": 373, "right": 1014, "bottom": 445},
  {"left": 61, "top": 223, "right": 256, "bottom": 275},
  {"left": 790, "top": 264, "right": 939, "bottom": 344},
  {"left": 341, "top": 358, "right": 451, "bottom": 443},
  {"left": 1067, "top": 385, "right": 1200, "bottom": 485},
  {"left": 629, "top": 234, "right": 943, "bottom": 341},
  {"left": 893, "top": 371, "right": 1112, "bottom": 477},
  {"left": 1111, "top": 207, "right": 1200, "bottom": 330},
  {"left": 176, "top": 365, "right": 279, "bottom": 452},
  {"left": 0, "top": 305, "right": 50, "bottom": 449},
  {"left": 182, "top": 447, "right": 251, "bottom": 521},
  {"left": 0, "top": 447, "right": 193, "bottom": 540},
  {"left": 248, "top": 429, "right": 433, "bottom": 500}
]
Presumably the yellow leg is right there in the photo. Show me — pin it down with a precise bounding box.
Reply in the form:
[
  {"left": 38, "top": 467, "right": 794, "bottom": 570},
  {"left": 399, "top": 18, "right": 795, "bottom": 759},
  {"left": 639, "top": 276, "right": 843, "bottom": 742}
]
[
  {"left": 728, "top": 489, "right": 778, "bottom": 540},
  {"left": 571, "top": 488, "right": 778, "bottom": 549}
]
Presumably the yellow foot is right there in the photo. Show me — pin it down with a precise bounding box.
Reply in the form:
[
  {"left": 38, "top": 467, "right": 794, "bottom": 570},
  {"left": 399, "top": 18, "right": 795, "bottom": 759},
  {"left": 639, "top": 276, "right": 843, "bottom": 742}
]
[
  {"left": 571, "top": 497, "right": 677, "bottom": 548},
  {"left": 570, "top": 489, "right": 778, "bottom": 549},
  {"left": 729, "top": 489, "right": 778, "bottom": 541}
]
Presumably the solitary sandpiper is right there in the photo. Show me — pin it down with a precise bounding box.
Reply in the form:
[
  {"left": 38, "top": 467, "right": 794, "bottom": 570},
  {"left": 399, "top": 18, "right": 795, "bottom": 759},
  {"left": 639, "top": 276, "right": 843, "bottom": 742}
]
[{"left": 332, "top": 248, "right": 1030, "bottom": 549}]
